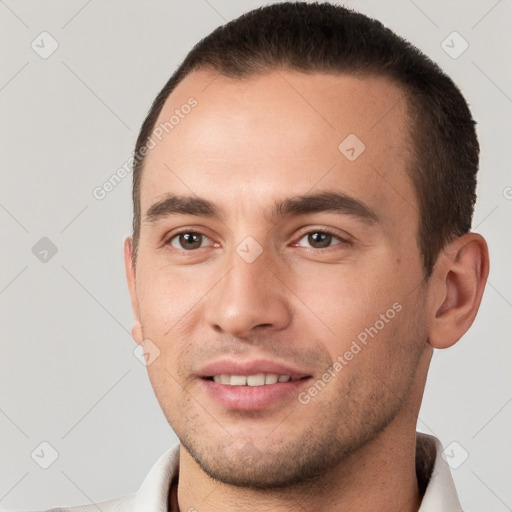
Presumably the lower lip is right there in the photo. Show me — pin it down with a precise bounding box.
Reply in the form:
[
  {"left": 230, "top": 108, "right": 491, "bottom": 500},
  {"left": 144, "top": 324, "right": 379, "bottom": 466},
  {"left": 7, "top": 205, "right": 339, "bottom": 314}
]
[{"left": 201, "top": 378, "right": 311, "bottom": 411}]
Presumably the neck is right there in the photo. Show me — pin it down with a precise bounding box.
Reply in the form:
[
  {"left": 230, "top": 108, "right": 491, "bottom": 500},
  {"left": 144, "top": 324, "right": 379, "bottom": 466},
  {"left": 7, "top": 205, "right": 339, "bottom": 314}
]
[{"left": 175, "top": 427, "right": 421, "bottom": 512}]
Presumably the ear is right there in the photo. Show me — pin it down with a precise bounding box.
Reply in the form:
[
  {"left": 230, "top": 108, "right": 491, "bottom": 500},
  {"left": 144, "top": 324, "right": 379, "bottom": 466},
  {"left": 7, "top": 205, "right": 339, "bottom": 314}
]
[
  {"left": 427, "top": 233, "right": 489, "bottom": 349},
  {"left": 123, "top": 236, "right": 144, "bottom": 344}
]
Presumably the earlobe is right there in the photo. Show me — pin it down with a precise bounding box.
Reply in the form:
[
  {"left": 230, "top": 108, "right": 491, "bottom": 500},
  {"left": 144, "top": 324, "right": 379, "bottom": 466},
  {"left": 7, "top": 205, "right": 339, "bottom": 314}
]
[
  {"left": 123, "top": 236, "right": 143, "bottom": 345},
  {"left": 428, "top": 233, "right": 489, "bottom": 349}
]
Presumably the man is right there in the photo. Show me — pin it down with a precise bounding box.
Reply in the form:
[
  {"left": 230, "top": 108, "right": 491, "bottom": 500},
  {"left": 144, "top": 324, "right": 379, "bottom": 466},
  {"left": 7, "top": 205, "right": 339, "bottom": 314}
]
[{"left": 44, "top": 2, "right": 489, "bottom": 511}]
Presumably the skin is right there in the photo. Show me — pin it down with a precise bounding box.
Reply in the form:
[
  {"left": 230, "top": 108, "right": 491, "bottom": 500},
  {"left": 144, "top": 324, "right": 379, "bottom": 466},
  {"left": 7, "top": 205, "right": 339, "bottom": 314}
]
[{"left": 124, "top": 69, "right": 489, "bottom": 512}]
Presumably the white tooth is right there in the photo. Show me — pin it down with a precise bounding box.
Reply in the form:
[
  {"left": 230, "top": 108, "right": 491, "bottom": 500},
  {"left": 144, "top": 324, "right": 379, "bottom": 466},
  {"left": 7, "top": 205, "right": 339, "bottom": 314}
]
[
  {"left": 265, "top": 374, "right": 279, "bottom": 384},
  {"left": 278, "top": 375, "right": 291, "bottom": 382},
  {"left": 247, "top": 373, "right": 265, "bottom": 386},
  {"left": 220, "top": 374, "right": 231, "bottom": 384},
  {"left": 230, "top": 375, "right": 247, "bottom": 386},
  {"left": 213, "top": 375, "right": 221, "bottom": 383}
]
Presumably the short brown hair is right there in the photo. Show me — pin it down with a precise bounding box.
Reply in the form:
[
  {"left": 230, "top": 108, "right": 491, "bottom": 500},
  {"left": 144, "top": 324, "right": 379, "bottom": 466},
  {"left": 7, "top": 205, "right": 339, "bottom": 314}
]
[{"left": 131, "top": 1, "right": 479, "bottom": 276}]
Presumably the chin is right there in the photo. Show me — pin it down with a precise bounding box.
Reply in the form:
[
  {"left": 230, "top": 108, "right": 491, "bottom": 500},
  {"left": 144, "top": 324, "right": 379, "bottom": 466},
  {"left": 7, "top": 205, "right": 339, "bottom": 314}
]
[{"left": 180, "top": 431, "right": 359, "bottom": 489}]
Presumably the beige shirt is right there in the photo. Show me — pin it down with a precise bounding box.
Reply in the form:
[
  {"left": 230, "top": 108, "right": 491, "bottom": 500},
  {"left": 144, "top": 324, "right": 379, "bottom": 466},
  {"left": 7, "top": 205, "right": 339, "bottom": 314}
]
[{"left": 26, "top": 433, "right": 463, "bottom": 512}]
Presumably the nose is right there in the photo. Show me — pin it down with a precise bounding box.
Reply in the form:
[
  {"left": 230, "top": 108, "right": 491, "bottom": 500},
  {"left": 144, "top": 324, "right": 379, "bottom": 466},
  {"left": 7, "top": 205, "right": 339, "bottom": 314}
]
[{"left": 205, "top": 247, "right": 293, "bottom": 339}]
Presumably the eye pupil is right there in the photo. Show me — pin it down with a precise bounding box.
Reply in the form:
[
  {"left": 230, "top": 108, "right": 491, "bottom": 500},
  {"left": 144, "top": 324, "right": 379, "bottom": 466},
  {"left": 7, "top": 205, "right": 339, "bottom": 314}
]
[
  {"left": 308, "top": 232, "right": 332, "bottom": 248},
  {"left": 180, "top": 232, "right": 202, "bottom": 249}
]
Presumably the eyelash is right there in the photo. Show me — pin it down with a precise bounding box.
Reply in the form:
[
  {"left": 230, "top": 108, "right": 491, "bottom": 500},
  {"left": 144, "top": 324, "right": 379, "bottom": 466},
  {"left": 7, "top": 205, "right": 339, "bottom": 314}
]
[
  {"left": 165, "top": 230, "right": 217, "bottom": 250},
  {"left": 165, "top": 227, "right": 352, "bottom": 252},
  {"left": 293, "top": 227, "right": 352, "bottom": 250}
]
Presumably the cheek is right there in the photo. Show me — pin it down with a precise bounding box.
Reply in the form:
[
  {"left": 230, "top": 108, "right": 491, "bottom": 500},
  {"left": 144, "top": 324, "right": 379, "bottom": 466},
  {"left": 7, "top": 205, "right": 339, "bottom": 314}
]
[
  {"left": 145, "top": 360, "right": 195, "bottom": 434},
  {"left": 135, "top": 259, "right": 211, "bottom": 337},
  {"left": 328, "top": 298, "right": 427, "bottom": 414},
  {"left": 143, "top": 318, "right": 200, "bottom": 427},
  {"left": 291, "top": 261, "right": 404, "bottom": 348},
  {"left": 357, "top": 290, "right": 428, "bottom": 379}
]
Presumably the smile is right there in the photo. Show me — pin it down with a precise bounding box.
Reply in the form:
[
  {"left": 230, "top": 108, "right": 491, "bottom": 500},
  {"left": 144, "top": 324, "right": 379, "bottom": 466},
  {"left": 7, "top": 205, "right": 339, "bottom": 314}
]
[{"left": 209, "top": 374, "right": 304, "bottom": 386}]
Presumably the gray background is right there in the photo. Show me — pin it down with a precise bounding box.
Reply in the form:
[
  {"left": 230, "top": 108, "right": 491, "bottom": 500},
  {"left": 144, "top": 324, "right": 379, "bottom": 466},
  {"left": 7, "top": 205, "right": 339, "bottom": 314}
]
[{"left": 0, "top": 1, "right": 510, "bottom": 511}]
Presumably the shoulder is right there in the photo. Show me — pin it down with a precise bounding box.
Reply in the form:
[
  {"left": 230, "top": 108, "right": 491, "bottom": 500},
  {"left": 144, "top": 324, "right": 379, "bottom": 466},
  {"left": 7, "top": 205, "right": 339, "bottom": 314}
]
[
  {"left": 11, "top": 445, "right": 179, "bottom": 512},
  {"left": 31, "top": 493, "right": 135, "bottom": 512}
]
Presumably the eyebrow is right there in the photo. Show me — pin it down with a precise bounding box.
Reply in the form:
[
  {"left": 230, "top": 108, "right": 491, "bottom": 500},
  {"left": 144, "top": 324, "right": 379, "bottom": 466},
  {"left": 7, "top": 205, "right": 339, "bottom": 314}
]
[
  {"left": 273, "top": 191, "right": 378, "bottom": 224},
  {"left": 145, "top": 195, "right": 219, "bottom": 223},
  {"left": 144, "top": 191, "right": 378, "bottom": 225}
]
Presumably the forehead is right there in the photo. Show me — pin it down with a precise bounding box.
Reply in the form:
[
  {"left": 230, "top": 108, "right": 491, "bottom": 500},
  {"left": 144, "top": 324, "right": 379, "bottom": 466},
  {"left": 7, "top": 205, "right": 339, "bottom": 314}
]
[{"left": 140, "top": 68, "right": 417, "bottom": 230}]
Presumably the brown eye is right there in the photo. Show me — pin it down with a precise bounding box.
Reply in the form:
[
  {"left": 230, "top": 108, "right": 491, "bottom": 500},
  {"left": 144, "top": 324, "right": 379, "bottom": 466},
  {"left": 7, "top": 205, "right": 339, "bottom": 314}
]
[
  {"left": 170, "top": 232, "right": 206, "bottom": 250},
  {"left": 295, "top": 230, "right": 350, "bottom": 250},
  {"left": 307, "top": 232, "right": 333, "bottom": 248}
]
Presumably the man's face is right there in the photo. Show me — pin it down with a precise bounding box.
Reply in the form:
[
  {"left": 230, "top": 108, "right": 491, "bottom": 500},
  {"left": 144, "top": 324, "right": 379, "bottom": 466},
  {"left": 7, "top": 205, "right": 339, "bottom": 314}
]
[{"left": 126, "top": 69, "right": 432, "bottom": 487}]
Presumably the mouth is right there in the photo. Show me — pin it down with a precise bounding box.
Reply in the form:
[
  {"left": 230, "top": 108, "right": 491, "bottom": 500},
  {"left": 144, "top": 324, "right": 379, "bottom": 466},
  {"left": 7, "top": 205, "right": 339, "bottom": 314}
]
[
  {"left": 204, "top": 373, "right": 309, "bottom": 386},
  {"left": 198, "top": 360, "right": 313, "bottom": 411}
]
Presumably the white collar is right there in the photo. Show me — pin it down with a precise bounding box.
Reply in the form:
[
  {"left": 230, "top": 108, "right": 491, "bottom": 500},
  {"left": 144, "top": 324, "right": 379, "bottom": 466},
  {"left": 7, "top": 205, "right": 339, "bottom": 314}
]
[{"left": 418, "top": 435, "right": 463, "bottom": 512}]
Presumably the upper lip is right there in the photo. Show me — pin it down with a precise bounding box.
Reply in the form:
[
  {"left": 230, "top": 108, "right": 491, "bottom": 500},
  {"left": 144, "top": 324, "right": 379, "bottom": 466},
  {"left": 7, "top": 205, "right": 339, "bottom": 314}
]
[{"left": 198, "top": 359, "right": 312, "bottom": 379}]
